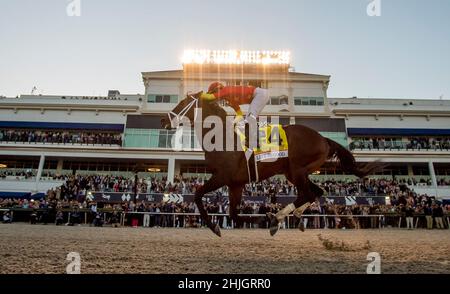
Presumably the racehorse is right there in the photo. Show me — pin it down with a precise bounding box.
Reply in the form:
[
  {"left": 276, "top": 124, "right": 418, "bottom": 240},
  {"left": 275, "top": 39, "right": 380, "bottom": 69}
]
[{"left": 161, "top": 94, "right": 381, "bottom": 237}]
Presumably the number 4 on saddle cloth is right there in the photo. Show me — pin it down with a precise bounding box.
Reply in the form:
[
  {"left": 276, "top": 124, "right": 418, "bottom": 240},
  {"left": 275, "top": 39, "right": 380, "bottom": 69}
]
[{"left": 235, "top": 123, "right": 289, "bottom": 182}]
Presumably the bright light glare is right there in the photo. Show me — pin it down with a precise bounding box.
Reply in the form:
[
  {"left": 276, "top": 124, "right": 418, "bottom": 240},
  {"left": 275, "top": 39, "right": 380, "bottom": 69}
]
[{"left": 182, "top": 50, "right": 291, "bottom": 65}]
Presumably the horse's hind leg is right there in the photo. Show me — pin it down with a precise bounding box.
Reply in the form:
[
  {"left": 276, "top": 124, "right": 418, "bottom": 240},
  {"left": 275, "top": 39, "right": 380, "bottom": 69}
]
[
  {"left": 282, "top": 173, "right": 324, "bottom": 230},
  {"left": 307, "top": 180, "right": 324, "bottom": 198},
  {"left": 293, "top": 179, "right": 322, "bottom": 221},
  {"left": 194, "top": 175, "right": 225, "bottom": 237},
  {"left": 270, "top": 169, "right": 314, "bottom": 236}
]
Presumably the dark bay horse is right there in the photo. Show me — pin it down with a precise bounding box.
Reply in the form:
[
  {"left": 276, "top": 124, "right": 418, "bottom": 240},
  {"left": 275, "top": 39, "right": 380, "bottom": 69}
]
[{"left": 161, "top": 94, "right": 380, "bottom": 237}]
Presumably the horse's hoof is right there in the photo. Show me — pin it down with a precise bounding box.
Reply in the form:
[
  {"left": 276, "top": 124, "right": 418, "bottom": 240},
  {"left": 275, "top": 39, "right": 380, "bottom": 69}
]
[
  {"left": 298, "top": 221, "right": 305, "bottom": 232},
  {"left": 269, "top": 218, "right": 279, "bottom": 236},
  {"left": 210, "top": 224, "right": 221, "bottom": 237}
]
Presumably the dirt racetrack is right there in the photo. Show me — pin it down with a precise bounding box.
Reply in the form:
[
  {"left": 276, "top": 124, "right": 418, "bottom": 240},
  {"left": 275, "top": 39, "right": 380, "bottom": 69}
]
[{"left": 0, "top": 224, "right": 449, "bottom": 274}]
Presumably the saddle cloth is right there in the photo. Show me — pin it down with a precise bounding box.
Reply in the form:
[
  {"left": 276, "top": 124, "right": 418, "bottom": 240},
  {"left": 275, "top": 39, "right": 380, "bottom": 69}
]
[
  {"left": 236, "top": 124, "right": 289, "bottom": 182},
  {"left": 237, "top": 124, "right": 289, "bottom": 162}
]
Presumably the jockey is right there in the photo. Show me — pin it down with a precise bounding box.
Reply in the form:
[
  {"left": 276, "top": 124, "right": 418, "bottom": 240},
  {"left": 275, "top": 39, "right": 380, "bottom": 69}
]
[{"left": 199, "top": 82, "right": 269, "bottom": 158}]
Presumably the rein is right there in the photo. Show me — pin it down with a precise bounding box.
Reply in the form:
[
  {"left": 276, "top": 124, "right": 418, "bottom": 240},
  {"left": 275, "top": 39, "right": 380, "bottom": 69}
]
[{"left": 167, "top": 95, "right": 199, "bottom": 128}]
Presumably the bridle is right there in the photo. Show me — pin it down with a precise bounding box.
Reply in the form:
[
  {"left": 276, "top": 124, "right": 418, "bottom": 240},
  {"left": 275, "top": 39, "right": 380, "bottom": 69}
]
[{"left": 167, "top": 95, "right": 199, "bottom": 129}]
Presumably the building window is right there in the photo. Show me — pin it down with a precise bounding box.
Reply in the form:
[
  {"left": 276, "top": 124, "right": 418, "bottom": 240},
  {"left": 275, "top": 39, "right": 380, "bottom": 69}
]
[
  {"left": 148, "top": 94, "right": 178, "bottom": 103},
  {"left": 155, "top": 95, "right": 170, "bottom": 103},
  {"left": 247, "top": 80, "right": 263, "bottom": 88},
  {"left": 269, "top": 97, "right": 280, "bottom": 105},
  {"left": 280, "top": 95, "right": 288, "bottom": 105},
  {"left": 227, "top": 80, "right": 268, "bottom": 88},
  {"left": 268, "top": 95, "right": 289, "bottom": 105},
  {"left": 294, "top": 97, "right": 324, "bottom": 106}
]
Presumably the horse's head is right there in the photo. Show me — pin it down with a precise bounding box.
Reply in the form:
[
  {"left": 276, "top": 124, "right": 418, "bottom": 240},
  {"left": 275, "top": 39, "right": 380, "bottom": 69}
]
[
  {"left": 161, "top": 94, "right": 201, "bottom": 130},
  {"left": 161, "top": 92, "right": 227, "bottom": 130}
]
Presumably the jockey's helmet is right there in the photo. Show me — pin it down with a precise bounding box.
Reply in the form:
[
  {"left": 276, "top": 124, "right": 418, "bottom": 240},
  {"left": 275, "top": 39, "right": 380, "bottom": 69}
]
[{"left": 207, "top": 82, "right": 224, "bottom": 94}]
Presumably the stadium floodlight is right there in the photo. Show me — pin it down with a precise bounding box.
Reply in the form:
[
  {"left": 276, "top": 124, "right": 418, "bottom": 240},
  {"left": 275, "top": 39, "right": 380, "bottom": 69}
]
[{"left": 182, "top": 49, "right": 291, "bottom": 65}]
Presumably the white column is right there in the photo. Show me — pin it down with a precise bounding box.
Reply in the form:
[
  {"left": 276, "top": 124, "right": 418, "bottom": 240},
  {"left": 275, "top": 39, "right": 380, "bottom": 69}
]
[
  {"left": 322, "top": 81, "right": 330, "bottom": 114},
  {"left": 174, "top": 160, "right": 181, "bottom": 178},
  {"left": 56, "top": 159, "right": 64, "bottom": 175},
  {"left": 179, "top": 79, "right": 184, "bottom": 102},
  {"left": 428, "top": 161, "right": 438, "bottom": 188},
  {"left": 143, "top": 78, "right": 150, "bottom": 110},
  {"left": 35, "top": 154, "right": 45, "bottom": 192},
  {"left": 288, "top": 84, "right": 294, "bottom": 113},
  {"left": 167, "top": 157, "right": 175, "bottom": 184},
  {"left": 407, "top": 164, "right": 414, "bottom": 177}
]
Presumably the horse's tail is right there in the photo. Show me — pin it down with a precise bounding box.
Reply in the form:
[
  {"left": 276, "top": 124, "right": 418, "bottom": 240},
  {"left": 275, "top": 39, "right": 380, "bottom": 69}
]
[{"left": 326, "top": 138, "right": 385, "bottom": 178}]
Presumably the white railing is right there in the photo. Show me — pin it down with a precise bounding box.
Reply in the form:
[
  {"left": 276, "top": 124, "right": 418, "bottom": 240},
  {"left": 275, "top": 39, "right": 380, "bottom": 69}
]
[
  {"left": 121, "top": 212, "right": 388, "bottom": 229},
  {"left": 2, "top": 209, "right": 448, "bottom": 230}
]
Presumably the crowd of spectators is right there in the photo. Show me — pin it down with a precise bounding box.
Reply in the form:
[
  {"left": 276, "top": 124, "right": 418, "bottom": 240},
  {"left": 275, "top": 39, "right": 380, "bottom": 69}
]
[
  {"left": 350, "top": 137, "right": 450, "bottom": 151},
  {"left": 243, "top": 177, "right": 448, "bottom": 196},
  {"left": 1, "top": 194, "right": 448, "bottom": 229},
  {"left": 0, "top": 170, "right": 35, "bottom": 179},
  {"left": 0, "top": 170, "right": 450, "bottom": 228},
  {"left": 0, "top": 129, "right": 122, "bottom": 146},
  {"left": 1, "top": 173, "right": 449, "bottom": 229},
  {"left": 43, "top": 174, "right": 227, "bottom": 198},
  {"left": 24, "top": 174, "right": 450, "bottom": 202}
]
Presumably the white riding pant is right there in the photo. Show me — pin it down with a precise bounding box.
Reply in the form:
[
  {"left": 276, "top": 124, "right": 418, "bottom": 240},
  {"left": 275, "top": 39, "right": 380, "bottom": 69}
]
[{"left": 247, "top": 88, "right": 270, "bottom": 119}]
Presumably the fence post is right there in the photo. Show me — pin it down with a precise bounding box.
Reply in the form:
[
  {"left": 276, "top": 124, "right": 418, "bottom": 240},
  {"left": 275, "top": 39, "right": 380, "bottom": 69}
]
[
  {"left": 173, "top": 213, "right": 176, "bottom": 228},
  {"left": 68, "top": 212, "right": 71, "bottom": 224},
  {"left": 84, "top": 212, "right": 87, "bottom": 224}
]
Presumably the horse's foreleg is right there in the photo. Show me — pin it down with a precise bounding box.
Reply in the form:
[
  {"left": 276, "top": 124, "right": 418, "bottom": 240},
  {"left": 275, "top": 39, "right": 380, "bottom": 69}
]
[{"left": 194, "top": 176, "right": 224, "bottom": 237}]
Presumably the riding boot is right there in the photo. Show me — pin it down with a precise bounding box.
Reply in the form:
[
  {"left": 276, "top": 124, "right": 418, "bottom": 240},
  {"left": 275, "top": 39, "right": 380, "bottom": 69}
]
[
  {"left": 245, "top": 114, "right": 258, "bottom": 160},
  {"left": 243, "top": 121, "right": 254, "bottom": 160}
]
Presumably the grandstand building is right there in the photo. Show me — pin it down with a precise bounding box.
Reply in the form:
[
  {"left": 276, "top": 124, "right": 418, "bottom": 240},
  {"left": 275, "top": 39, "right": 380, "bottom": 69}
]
[{"left": 1, "top": 50, "right": 449, "bottom": 199}]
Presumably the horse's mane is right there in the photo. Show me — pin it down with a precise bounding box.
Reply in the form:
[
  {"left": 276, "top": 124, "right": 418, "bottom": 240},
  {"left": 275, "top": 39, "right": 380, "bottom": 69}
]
[{"left": 201, "top": 100, "right": 227, "bottom": 120}]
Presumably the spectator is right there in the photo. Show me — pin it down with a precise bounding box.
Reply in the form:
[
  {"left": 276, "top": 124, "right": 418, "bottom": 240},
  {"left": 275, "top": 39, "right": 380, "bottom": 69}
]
[
  {"left": 433, "top": 204, "right": 445, "bottom": 229},
  {"left": 424, "top": 204, "right": 433, "bottom": 229},
  {"left": 143, "top": 205, "right": 150, "bottom": 228},
  {"left": 405, "top": 204, "right": 415, "bottom": 230},
  {"left": 92, "top": 213, "right": 104, "bottom": 227},
  {"left": 55, "top": 210, "right": 64, "bottom": 225},
  {"left": 2, "top": 211, "right": 12, "bottom": 223}
]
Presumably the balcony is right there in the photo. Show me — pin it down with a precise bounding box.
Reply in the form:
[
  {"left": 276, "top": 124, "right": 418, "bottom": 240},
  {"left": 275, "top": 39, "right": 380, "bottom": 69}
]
[{"left": 349, "top": 140, "right": 450, "bottom": 152}]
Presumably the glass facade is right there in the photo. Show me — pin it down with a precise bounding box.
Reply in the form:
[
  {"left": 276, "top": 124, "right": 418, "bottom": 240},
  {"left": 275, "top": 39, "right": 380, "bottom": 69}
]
[
  {"left": 125, "top": 128, "right": 348, "bottom": 149},
  {"left": 147, "top": 94, "right": 178, "bottom": 103},
  {"left": 319, "top": 132, "right": 348, "bottom": 147},
  {"left": 294, "top": 97, "right": 324, "bottom": 106},
  {"left": 124, "top": 128, "right": 200, "bottom": 150}
]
